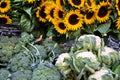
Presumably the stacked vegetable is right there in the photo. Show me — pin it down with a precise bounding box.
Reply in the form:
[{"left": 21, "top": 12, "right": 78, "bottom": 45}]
[
  {"left": 0, "top": 32, "right": 63, "bottom": 80},
  {"left": 0, "top": 33, "right": 120, "bottom": 80},
  {"left": 55, "top": 35, "right": 120, "bottom": 80}
]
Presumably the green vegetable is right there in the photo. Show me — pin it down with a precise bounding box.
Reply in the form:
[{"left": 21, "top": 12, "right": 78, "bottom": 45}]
[
  {"left": 11, "top": 70, "right": 32, "bottom": 80},
  {"left": 8, "top": 51, "right": 32, "bottom": 72},
  {"left": 88, "top": 68, "right": 118, "bottom": 80},
  {"left": 99, "top": 46, "right": 119, "bottom": 66},
  {"left": 32, "top": 62, "right": 61, "bottom": 80},
  {"left": 55, "top": 53, "right": 71, "bottom": 75},
  {"left": 0, "top": 36, "right": 19, "bottom": 63},
  {"left": 113, "top": 64, "right": 120, "bottom": 80},
  {"left": 0, "top": 69, "right": 10, "bottom": 80},
  {"left": 78, "top": 35, "right": 101, "bottom": 50},
  {"left": 75, "top": 51, "right": 100, "bottom": 73}
]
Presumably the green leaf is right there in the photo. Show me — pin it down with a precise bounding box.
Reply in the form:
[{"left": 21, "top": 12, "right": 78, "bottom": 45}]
[
  {"left": 97, "top": 20, "right": 111, "bottom": 34},
  {"left": 23, "top": 7, "right": 32, "bottom": 19},
  {"left": 20, "top": 14, "right": 34, "bottom": 32}
]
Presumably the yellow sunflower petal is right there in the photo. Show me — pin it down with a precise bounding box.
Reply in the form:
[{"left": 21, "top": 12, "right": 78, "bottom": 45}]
[
  {"left": 56, "top": 0, "right": 66, "bottom": 8},
  {"left": 106, "top": 0, "right": 112, "bottom": 6},
  {"left": 65, "top": 10, "right": 83, "bottom": 31},
  {"left": 36, "top": 1, "right": 53, "bottom": 22},
  {"left": 116, "top": 0, "right": 120, "bottom": 16},
  {"left": 27, "top": 0, "right": 35, "bottom": 3},
  {"left": 68, "top": 0, "right": 85, "bottom": 9},
  {"left": 85, "top": 0, "right": 96, "bottom": 9},
  {"left": 84, "top": 10, "right": 96, "bottom": 24},
  {"left": 0, "top": 0, "right": 11, "bottom": 13},
  {"left": 116, "top": 17, "right": 120, "bottom": 30},
  {"left": 53, "top": 19, "right": 67, "bottom": 34},
  {"left": 96, "top": 1, "right": 111, "bottom": 23},
  {"left": 0, "top": 14, "right": 12, "bottom": 24},
  {"left": 53, "top": 7, "right": 66, "bottom": 20},
  {"left": 45, "top": 2, "right": 56, "bottom": 22}
]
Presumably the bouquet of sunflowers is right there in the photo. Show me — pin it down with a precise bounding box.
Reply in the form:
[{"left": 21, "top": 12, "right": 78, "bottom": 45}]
[{"left": 0, "top": 0, "right": 119, "bottom": 38}]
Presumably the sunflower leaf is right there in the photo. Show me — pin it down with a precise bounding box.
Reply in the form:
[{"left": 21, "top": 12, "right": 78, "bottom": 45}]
[
  {"left": 20, "top": 14, "right": 34, "bottom": 32},
  {"left": 23, "top": 7, "right": 32, "bottom": 19},
  {"left": 96, "top": 20, "right": 111, "bottom": 34}
]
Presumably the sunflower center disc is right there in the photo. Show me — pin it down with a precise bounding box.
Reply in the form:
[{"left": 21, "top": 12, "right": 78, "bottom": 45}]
[
  {"left": 98, "top": 6, "right": 108, "bottom": 17},
  {"left": 59, "top": 23, "right": 66, "bottom": 30},
  {"left": 50, "top": 9, "right": 54, "bottom": 18},
  {"left": 58, "top": 10, "right": 64, "bottom": 18},
  {"left": 87, "top": 0, "right": 91, "bottom": 6},
  {"left": 86, "top": 12, "right": 94, "bottom": 19},
  {"left": 72, "top": 0, "right": 81, "bottom": 5},
  {"left": 0, "top": 18, "right": 7, "bottom": 24},
  {"left": 39, "top": 6, "right": 46, "bottom": 18},
  {"left": 68, "top": 14, "right": 79, "bottom": 25},
  {"left": 0, "top": 2, "right": 7, "bottom": 8}
]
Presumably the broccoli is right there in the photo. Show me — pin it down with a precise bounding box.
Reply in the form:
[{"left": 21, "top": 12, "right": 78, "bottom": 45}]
[
  {"left": 0, "top": 36, "right": 19, "bottom": 63},
  {"left": 31, "top": 62, "right": 61, "bottom": 80},
  {"left": 10, "top": 70, "right": 32, "bottom": 80},
  {"left": 8, "top": 51, "right": 32, "bottom": 72},
  {"left": 0, "top": 68, "right": 10, "bottom": 80}
]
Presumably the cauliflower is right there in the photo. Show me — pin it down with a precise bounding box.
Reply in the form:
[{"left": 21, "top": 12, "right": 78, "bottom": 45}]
[
  {"left": 55, "top": 53, "right": 71, "bottom": 75},
  {"left": 78, "top": 34, "right": 101, "bottom": 50},
  {"left": 99, "top": 46, "right": 119, "bottom": 66},
  {"left": 75, "top": 51, "right": 100, "bottom": 72},
  {"left": 88, "top": 69, "right": 118, "bottom": 80},
  {"left": 32, "top": 62, "right": 61, "bottom": 80}
]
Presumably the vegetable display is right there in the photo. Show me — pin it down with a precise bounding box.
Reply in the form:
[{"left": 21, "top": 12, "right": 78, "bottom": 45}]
[{"left": 0, "top": 33, "right": 120, "bottom": 80}]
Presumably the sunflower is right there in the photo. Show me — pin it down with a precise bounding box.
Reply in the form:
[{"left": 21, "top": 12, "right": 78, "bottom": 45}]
[
  {"left": 65, "top": 10, "right": 83, "bottom": 31},
  {"left": 0, "top": 14, "right": 12, "bottom": 24},
  {"left": 84, "top": 10, "right": 96, "bottom": 24},
  {"left": 53, "top": 19, "right": 67, "bottom": 34},
  {"left": 85, "top": 0, "right": 96, "bottom": 10},
  {"left": 53, "top": 7, "right": 66, "bottom": 20},
  {"left": 56, "top": 0, "right": 66, "bottom": 7},
  {"left": 107, "top": 0, "right": 112, "bottom": 6},
  {"left": 45, "top": 3, "right": 56, "bottom": 22},
  {"left": 116, "top": 17, "right": 120, "bottom": 30},
  {"left": 68, "top": 0, "right": 85, "bottom": 9},
  {"left": 116, "top": 0, "right": 120, "bottom": 16},
  {"left": 0, "top": 0, "right": 11, "bottom": 13},
  {"left": 27, "top": 0, "right": 35, "bottom": 3},
  {"left": 36, "top": 1, "right": 53, "bottom": 22},
  {"left": 96, "top": 1, "right": 111, "bottom": 23}
]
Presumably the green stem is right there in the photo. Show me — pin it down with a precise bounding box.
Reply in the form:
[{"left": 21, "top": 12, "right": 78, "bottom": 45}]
[
  {"left": 85, "top": 64, "right": 95, "bottom": 74},
  {"left": 28, "top": 43, "right": 40, "bottom": 55},
  {"left": 76, "top": 68, "right": 85, "bottom": 80},
  {"left": 28, "top": 43, "right": 42, "bottom": 62},
  {"left": 22, "top": 45, "right": 35, "bottom": 63},
  {"left": 72, "top": 56, "right": 80, "bottom": 73}
]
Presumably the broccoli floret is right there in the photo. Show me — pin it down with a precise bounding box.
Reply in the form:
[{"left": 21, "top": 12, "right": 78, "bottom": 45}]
[
  {"left": 28, "top": 44, "right": 47, "bottom": 59},
  {"left": 19, "top": 32, "right": 34, "bottom": 45},
  {"left": 11, "top": 70, "right": 32, "bottom": 80},
  {"left": 32, "top": 62, "right": 61, "bottom": 80},
  {"left": 0, "top": 68, "right": 10, "bottom": 80},
  {"left": 8, "top": 51, "right": 32, "bottom": 72},
  {"left": 0, "top": 36, "right": 19, "bottom": 63},
  {"left": 0, "top": 50, "right": 13, "bottom": 63}
]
